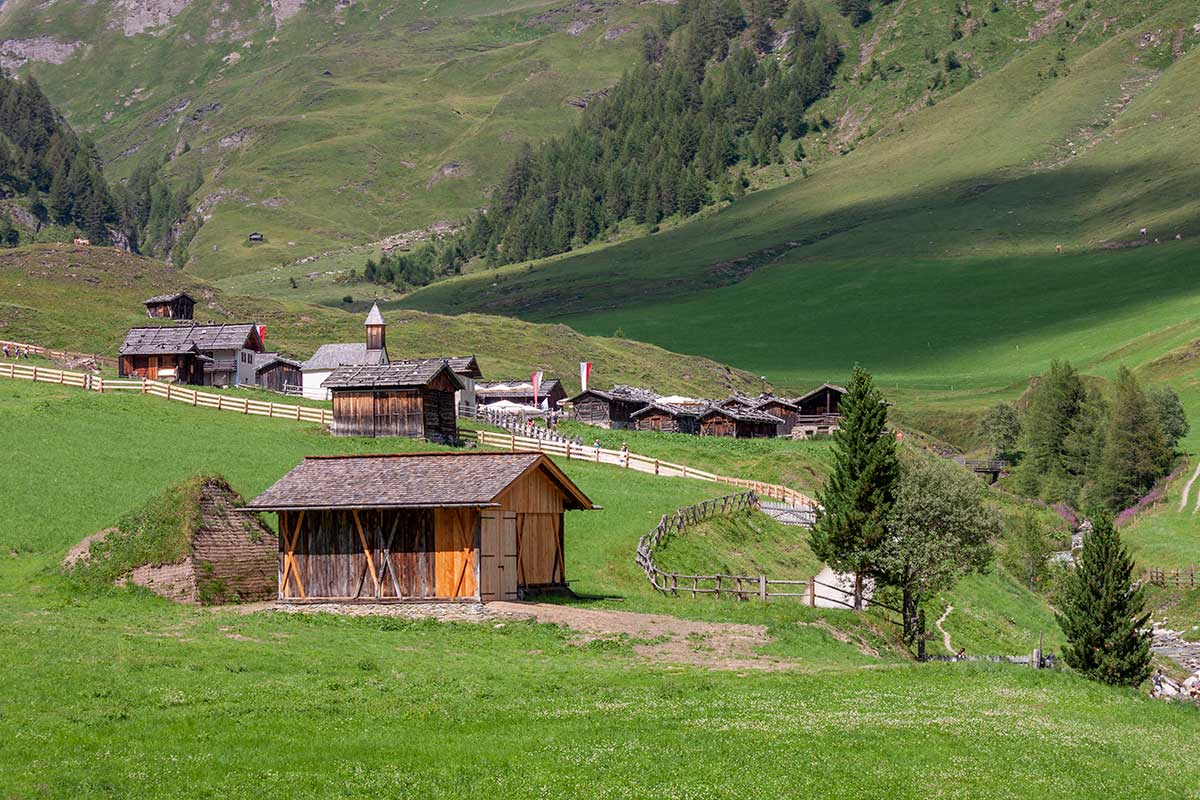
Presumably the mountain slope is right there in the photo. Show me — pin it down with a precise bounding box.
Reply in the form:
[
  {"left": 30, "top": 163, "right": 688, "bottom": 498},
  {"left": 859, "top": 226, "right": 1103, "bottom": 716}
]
[
  {"left": 0, "top": 0, "right": 659, "bottom": 278},
  {"left": 0, "top": 244, "right": 764, "bottom": 395}
]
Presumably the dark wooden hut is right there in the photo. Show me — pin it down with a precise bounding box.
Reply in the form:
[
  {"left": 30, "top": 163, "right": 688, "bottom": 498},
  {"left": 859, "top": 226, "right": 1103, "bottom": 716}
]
[
  {"left": 631, "top": 401, "right": 701, "bottom": 434},
  {"left": 564, "top": 385, "right": 658, "bottom": 429},
  {"left": 791, "top": 383, "right": 847, "bottom": 437},
  {"left": 323, "top": 360, "right": 464, "bottom": 441},
  {"left": 753, "top": 397, "right": 801, "bottom": 436},
  {"left": 475, "top": 378, "right": 567, "bottom": 410},
  {"left": 697, "top": 405, "right": 782, "bottom": 438},
  {"left": 143, "top": 292, "right": 196, "bottom": 320},
  {"left": 118, "top": 323, "right": 264, "bottom": 386},
  {"left": 242, "top": 452, "right": 595, "bottom": 603},
  {"left": 254, "top": 353, "right": 303, "bottom": 393}
]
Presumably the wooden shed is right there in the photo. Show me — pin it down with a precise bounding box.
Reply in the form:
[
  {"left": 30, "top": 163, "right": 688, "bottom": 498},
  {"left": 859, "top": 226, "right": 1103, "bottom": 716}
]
[
  {"left": 564, "top": 385, "right": 658, "bottom": 429},
  {"left": 143, "top": 291, "right": 196, "bottom": 320},
  {"left": 631, "top": 401, "right": 701, "bottom": 434},
  {"left": 791, "top": 383, "right": 847, "bottom": 437},
  {"left": 242, "top": 452, "right": 595, "bottom": 603},
  {"left": 323, "top": 360, "right": 464, "bottom": 442},
  {"left": 753, "top": 397, "right": 801, "bottom": 436},
  {"left": 697, "top": 405, "right": 782, "bottom": 438},
  {"left": 254, "top": 352, "right": 303, "bottom": 393}
]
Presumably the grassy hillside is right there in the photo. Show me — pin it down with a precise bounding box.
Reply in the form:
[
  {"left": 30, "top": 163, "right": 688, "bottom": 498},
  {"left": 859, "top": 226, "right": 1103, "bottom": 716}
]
[
  {"left": 398, "top": 1, "right": 1200, "bottom": 443},
  {"left": 0, "top": 244, "right": 765, "bottom": 396},
  {"left": 3, "top": 379, "right": 1200, "bottom": 796},
  {"left": 1, "top": 0, "right": 659, "bottom": 278}
]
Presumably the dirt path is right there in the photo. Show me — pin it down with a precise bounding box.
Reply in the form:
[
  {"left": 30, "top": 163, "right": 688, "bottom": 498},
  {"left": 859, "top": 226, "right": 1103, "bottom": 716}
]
[
  {"left": 1179, "top": 460, "right": 1200, "bottom": 512},
  {"left": 935, "top": 605, "right": 955, "bottom": 655},
  {"left": 488, "top": 601, "right": 800, "bottom": 670}
]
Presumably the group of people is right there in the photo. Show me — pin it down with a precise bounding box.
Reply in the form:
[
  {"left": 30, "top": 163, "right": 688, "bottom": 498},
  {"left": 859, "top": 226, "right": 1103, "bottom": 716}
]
[{"left": 2, "top": 344, "right": 32, "bottom": 359}]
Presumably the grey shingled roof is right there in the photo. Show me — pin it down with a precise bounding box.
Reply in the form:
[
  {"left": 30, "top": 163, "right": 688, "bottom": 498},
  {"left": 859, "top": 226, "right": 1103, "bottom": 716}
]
[
  {"left": 365, "top": 302, "right": 386, "bottom": 326},
  {"left": 699, "top": 405, "right": 783, "bottom": 424},
  {"left": 321, "top": 359, "right": 465, "bottom": 390},
  {"left": 254, "top": 352, "right": 302, "bottom": 371},
  {"left": 630, "top": 401, "right": 702, "bottom": 419},
  {"left": 792, "top": 383, "right": 848, "bottom": 404},
  {"left": 301, "top": 343, "right": 386, "bottom": 371},
  {"left": 118, "top": 324, "right": 260, "bottom": 356},
  {"left": 443, "top": 356, "right": 483, "bottom": 379},
  {"left": 143, "top": 291, "right": 194, "bottom": 305},
  {"left": 566, "top": 384, "right": 659, "bottom": 404},
  {"left": 244, "top": 452, "right": 593, "bottom": 511}
]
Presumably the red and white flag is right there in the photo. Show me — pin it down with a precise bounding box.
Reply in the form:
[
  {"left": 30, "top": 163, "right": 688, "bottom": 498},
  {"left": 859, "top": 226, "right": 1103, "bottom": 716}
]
[
  {"left": 531, "top": 370, "right": 544, "bottom": 405},
  {"left": 257, "top": 324, "right": 267, "bottom": 342},
  {"left": 580, "top": 361, "right": 592, "bottom": 392}
]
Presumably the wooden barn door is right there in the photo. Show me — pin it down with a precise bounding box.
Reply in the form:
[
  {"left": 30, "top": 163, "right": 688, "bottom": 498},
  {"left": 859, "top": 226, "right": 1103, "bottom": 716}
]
[{"left": 479, "top": 511, "right": 518, "bottom": 602}]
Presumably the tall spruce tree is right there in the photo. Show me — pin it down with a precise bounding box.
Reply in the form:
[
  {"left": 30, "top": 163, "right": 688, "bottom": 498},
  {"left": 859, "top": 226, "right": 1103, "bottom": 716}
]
[
  {"left": 1018, "top": 360, "right": 1087, "bottom": 500},
  {"left": 809, "top": 366, "right": 899, "bottom": 608},
  {"left": 1097, "top": 367, "right": 1171, "bottom": 511},
  {"left": 1056, "top": 513, "right": 1151, "bottom": 687}
]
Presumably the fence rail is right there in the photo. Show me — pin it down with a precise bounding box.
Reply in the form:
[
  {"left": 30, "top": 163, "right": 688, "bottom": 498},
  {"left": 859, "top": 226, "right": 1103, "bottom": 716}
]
[
  {"left": 0, "top": 339, "right": 118, "bottom": 368},
  {"left": 474, "top": 428, "right": 817, "bottom": 509},
  {"left": 1146, "top": 567, "right": 1200, "bottom": 589},
  {"left": 0, "top": 361, "right": 332, "bottom": 425},
  {"left": 635, "top": 491, "right": 820, "bottom": 603}
]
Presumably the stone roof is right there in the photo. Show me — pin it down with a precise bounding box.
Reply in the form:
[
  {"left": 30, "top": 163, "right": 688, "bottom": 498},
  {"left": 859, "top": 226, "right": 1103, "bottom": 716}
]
[
  {"left": 302, "top": 343, "right": 387, "bottom": 371},
  {"left": 630, "top": 401, "right": 703, "bottom": 419},
  {"left": 143, "top": 291, "right": 194, "bottom": 305},
  {"left": 118, "top": 323, "right": 261, "bottom": 356},
  {"left": 254, "top": 352, "right": 302, "bottom": 371},
  {"left": 443, "top": 355, "right": 483, "bottom": 379},
  {"left": 792, "top": 383, "right": 848, "bottom": 403},
  {"left": 699, "top": 405, "right": 783, "bottom": 424},
  {"left": 321, "top": 359, "right": 465, "bottom": 390},
  {"left": 244, "top": 452, "right": 594, "bottom": 511},
  {"left": 567, "top": 384, "right": 660, "bottom": 404}
]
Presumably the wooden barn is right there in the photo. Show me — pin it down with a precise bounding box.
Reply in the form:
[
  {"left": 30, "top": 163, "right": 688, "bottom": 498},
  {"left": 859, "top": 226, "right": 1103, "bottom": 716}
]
[
  {"left": 753, "top": 397, "right": 802, "bottom": 436},
  {"left": 118, "top": 323, "right": 265, "bottom": 387},
  {"left": 254, "top": 352, "right": 303, "bottom": 393},
  {"left": 791, "top": 383, "right": 847, "bottom": 437},
  {"left": 631, "top": 401, "right": 701, "bottom": 434},
  {"left": 697, "top": 405, "right": 782, "bottom": 438},
  {"left": 143, "top": 291, "right": 196, "bottom": 320},
  {"left": 323, "top": 360, "right": 463, "bottom": 442},
  {"left": 242, "top": 452, "right": 595, "bottom": 602},
  {"left": 564, "top": 385, "right": 659, "bottom": 429},
  {"left": 474, "top": 378, "right": 567, "bottom": 410}
]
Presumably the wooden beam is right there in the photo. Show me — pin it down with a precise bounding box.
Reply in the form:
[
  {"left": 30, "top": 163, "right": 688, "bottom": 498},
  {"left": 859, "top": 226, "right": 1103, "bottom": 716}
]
[
  {"left": 280, "top": 510, "right": 307, "bottom": 599},
  {"left": 352, "top": 509, "right": 380, "bottom": 597}
]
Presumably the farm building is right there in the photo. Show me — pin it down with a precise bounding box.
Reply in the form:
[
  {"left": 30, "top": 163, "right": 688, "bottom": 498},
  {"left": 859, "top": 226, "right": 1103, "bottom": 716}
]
[
  {"left": 242, "top": 452, "right": 595, "bottom": 602},
  {"left": 253, "top": 352, "right": 303, "bottom": 393},
  {"left": 301, "top": 303, "right": 482, "bottom": 404},
  {"left": 791, "top": 383, "right": 847, "bottom": 438},
  {"left": 117, "top": 323, "right": 265, "bottom": 387},
  {"left": 474, "top": 378, "right": 567, "bottom": 410},
  {"left": 143, "top": 291, "right": 196, "bottom": 320},
  {"left": 752, "top": 397, "right": 802, "bottom": 436},
  {"left": 564, "top": 385, "right": 659, "bottom": 429},
  {"left": 323, "top": 360, "right": 463, "bottom": 441},
  {"left": 697, "top": 405, "right": 782, "bottom": 438},
  {"left": 631, "top": 401, "right": 701, "bottom": 434}
]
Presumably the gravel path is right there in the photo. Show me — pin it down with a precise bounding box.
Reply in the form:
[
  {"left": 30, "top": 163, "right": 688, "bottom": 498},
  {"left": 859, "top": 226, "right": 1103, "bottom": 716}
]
[{"left": 935, "top": 605, "right": 955, "bottom": 655}]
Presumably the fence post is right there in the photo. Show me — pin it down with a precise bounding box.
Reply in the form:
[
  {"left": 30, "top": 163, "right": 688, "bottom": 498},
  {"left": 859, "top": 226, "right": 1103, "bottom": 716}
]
[
  {"left": 166, "top": 383, "right": 171, "bottom": 401},
  {"left": 32, "top": 365, "right": 38, "bottom": 382},
  {"left": 655, "top": 458, "right": 660, "bottom": 475},
  {"left": 243, "top": 398, "right": 249, "bottom": 414},
  {"left": 715, "top": 574, "right": 721, "bottom": 598},
  {"left": 141, "top": 378, "right": 147, "bottom": 394},
  {"left": 759, "top": 574, "right": 767, "bottom": 602},
  {"left": 510, "top": 433, "right": 516, "bottom": 451},
  {"left": 809, "top": 578, "right": 815, "bottom": 607}
]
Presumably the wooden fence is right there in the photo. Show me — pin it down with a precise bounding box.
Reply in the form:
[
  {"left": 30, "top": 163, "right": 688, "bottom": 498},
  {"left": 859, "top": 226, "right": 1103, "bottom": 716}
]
[
  {"left": 474, "top": 429, "right": 817, "bottom": 508},
  {"left": 1146, "top": 567, "right": 1200, "bottom": 589},
  {"left": 0, "top": 339, "right": 118, "bottom": 368},
  {"left": 635, "top": 491, "right": 818, "bottom": 603},
  {"left": 0, "top": 361, "right": 332, "bottom": 425}
]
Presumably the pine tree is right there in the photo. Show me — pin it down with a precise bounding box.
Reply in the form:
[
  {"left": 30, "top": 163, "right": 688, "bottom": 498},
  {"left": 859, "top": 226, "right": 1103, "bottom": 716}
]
[
  {"left": 1056, "top": 513, "right": 1151, "bottom": 687},
  {"left": 1097, "top": 367, "right": 1171, "bottom": 511},
  {"left": 809, "top": 366, "right": 899, "bottom": 608},
  {"left": 1018, "top": 360, "right": 1086, "bottom": 499}
]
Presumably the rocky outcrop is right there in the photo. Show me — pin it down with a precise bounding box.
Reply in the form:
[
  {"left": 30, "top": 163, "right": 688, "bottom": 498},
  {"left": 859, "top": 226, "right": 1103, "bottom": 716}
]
[
  {"left": 110, "top": 0, "right": 195, "bottom": 37},
  {"left": 0, "top": 37, "right": 82, "bottom": 70}
]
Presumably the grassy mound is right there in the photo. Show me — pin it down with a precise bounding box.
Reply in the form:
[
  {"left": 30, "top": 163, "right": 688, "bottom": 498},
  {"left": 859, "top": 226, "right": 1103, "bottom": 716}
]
[
  {"left": 652, "top": 509, "right": 824, "bottom": 582},
  {"left": 65, "top": 474, "right": 224, "bottom": 591}
]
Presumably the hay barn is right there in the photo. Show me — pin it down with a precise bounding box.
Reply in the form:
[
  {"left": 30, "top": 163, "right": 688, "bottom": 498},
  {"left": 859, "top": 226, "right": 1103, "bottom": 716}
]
[
  {"left": 254, "top": 352, "right": 303, "bottom": 393},
  {"left": 243, "top": 452, "right": 595, "bottom": 603},
  {"left": 323, "top": 360, "right": 463, "bottom": 441},
  {"left": 697, "top": 405, "right": 782, "bottom": 438},
  {"left": 565, "top": 385, "right": 659, "bottom": 429},
  {"left": 792, "top": 383, "right": 847, "bottom": 437},
  {"left": 631, "top": 401, "right": 701, "bottom": 434},
  {"left": 143, "top": 291, "right": 196, "bottom": 320}
]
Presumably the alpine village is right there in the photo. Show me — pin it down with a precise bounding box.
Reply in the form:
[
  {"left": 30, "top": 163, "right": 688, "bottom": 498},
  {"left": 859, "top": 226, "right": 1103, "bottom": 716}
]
[{"left": 2, "top": 0, "right": 1200, "bottom": 796}]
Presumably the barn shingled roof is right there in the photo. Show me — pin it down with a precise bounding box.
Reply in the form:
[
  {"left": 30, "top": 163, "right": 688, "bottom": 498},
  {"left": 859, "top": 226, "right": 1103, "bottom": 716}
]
[
  {"left": 253, "top": 352, "right": 302, "bottom": 372},
  {"left": 321, "top": 359, "right": 465, "bottom": 390},
  {"left": 143, "top": 291, "right": 195, "bottom": 305},
  {"left": 698, "top": 405, "right": 783, "bottom": 424},
  {"left": 630, "top": 401, "right": 703, "bottom": 419},
  {"left": 792, "top": 383, "right": 848, "bottom": 404},
  {"left": 118, "top": 323, "right": 261, "bottom": 356},
  {"left": 243, "top": 452, "right": 594, "bottom": 511}
]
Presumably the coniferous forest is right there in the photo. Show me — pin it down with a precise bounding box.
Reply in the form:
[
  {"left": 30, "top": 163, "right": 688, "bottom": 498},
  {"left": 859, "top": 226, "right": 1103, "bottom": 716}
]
[{"left": 366, "top": 0, "right": 840, "bottom": 290}]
